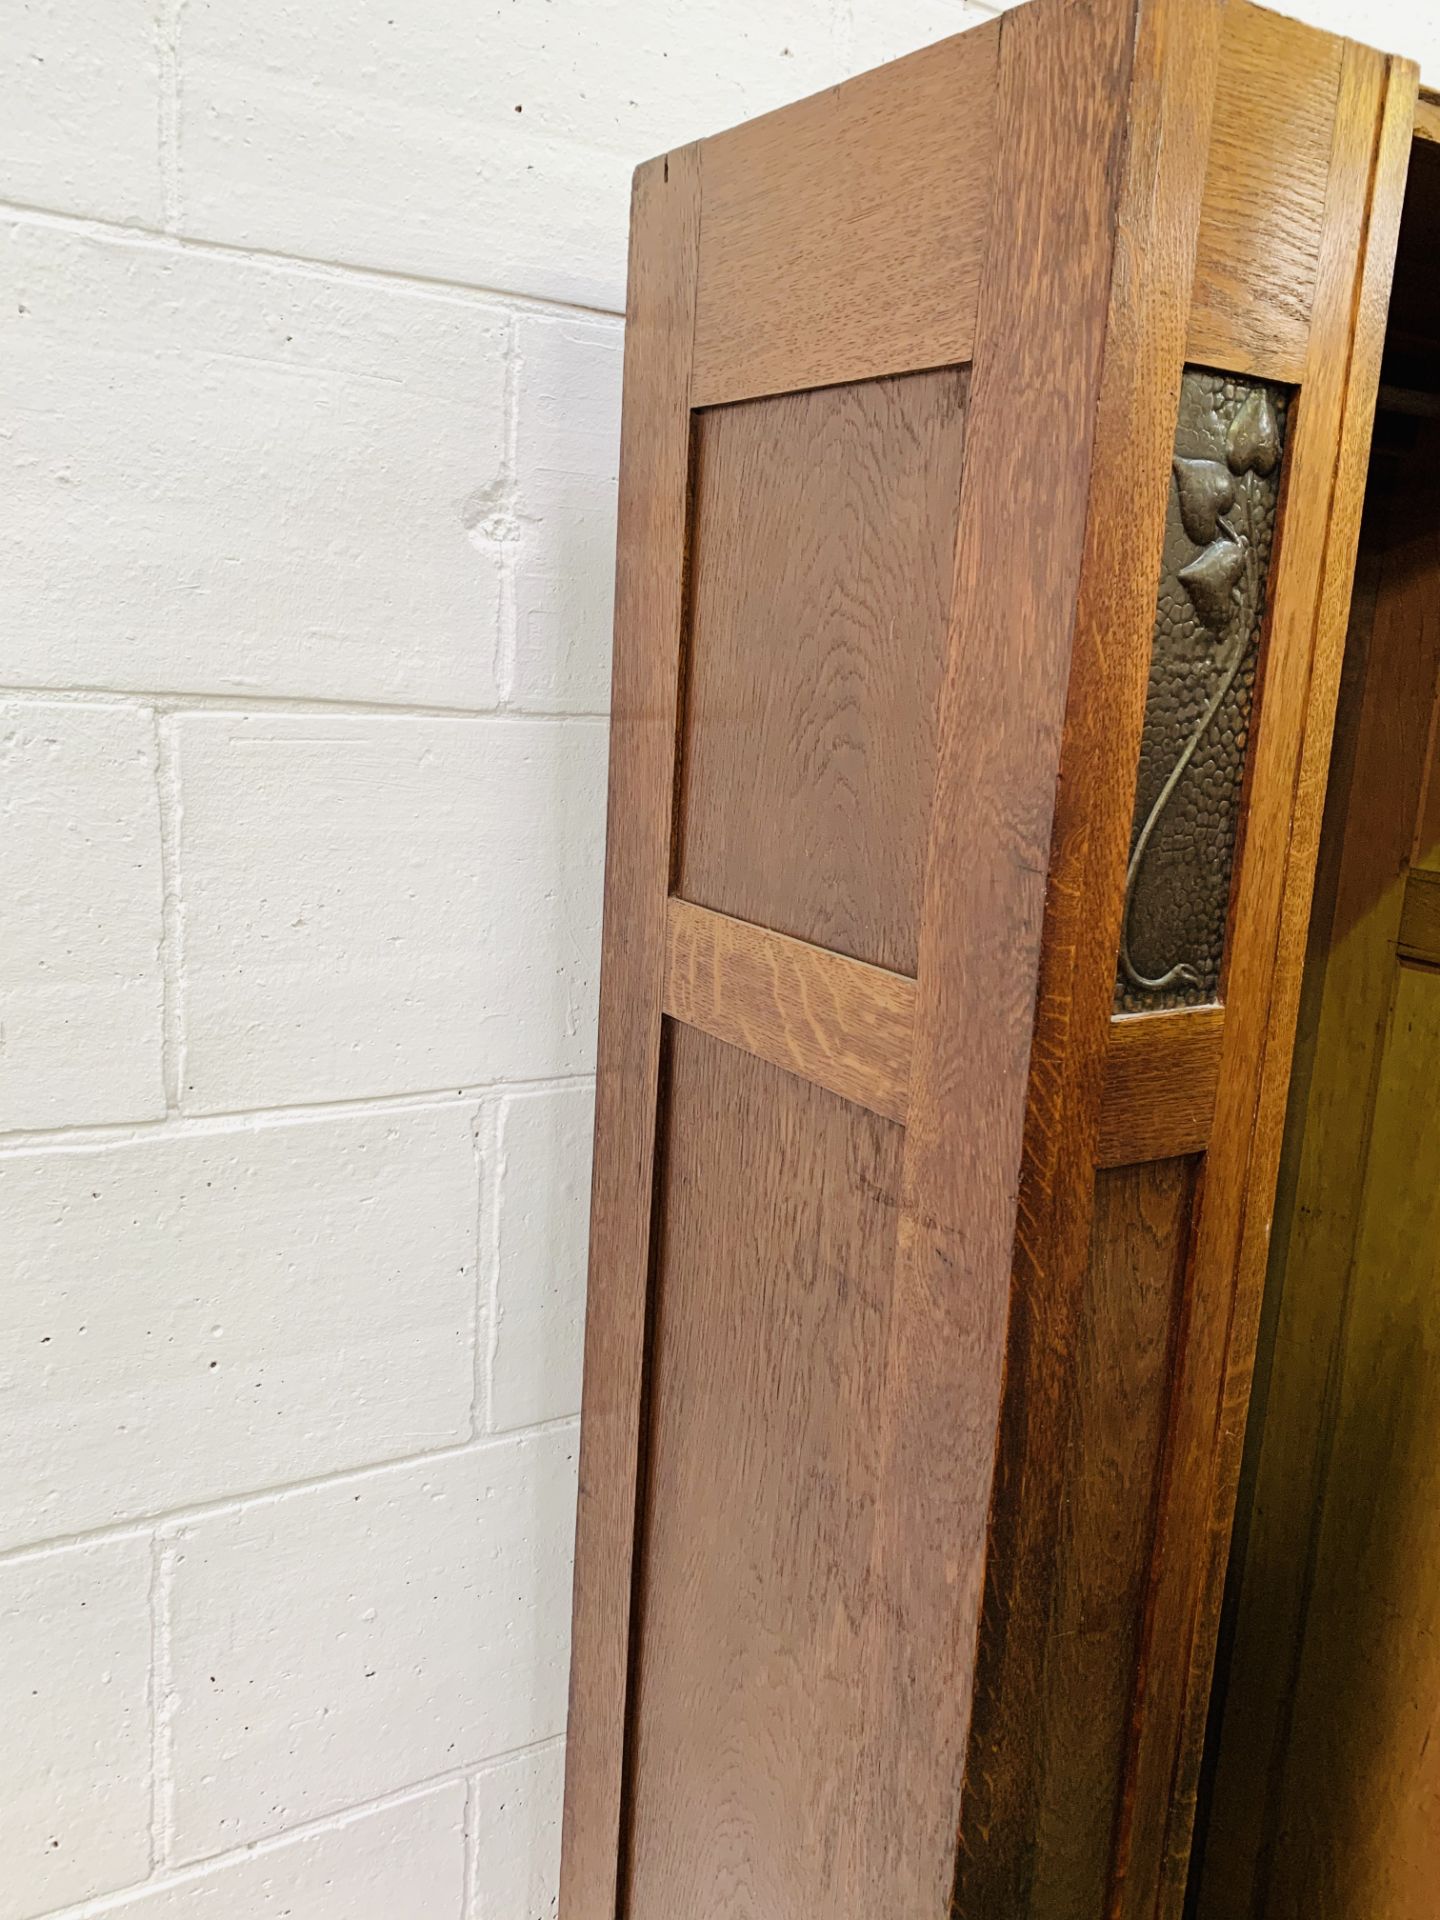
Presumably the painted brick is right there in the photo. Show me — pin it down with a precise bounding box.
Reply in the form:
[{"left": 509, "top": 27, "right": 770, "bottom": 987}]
[
  {"left": 0, "top": 1537, "right": 151, "bottom": 1918},
  {"left": 0, "top": 1106, "right": 477, "bottom": 1552},
  {"left": 0, "top": 0, "right": 161, "bottom": 227},
  {"left": 165, "top": 1432, "right": 577, "bottom": 1858},
  {"left": 176, "top": 0, "right": 846, "bottom": 310},
  {"left": 489, "top": 1086, "right": 594, "bottom": 1433},
  {"left": 46, "top": 1787, "right": 466, "bottom": 1919},
  {"left": 0, "top": 701, "right": 164, "bottom": 1132},
  {"left": 0, "top": 220, "right": 506, "bottom": 708},
  {"left": 174, "top": 713, "right": 605, "bottom": 1111},
  {"left": 511, "top": 313, "right": 624, "bottom": 714},
  {"left": 469, "top": 1745, "right": 565, "bottom": 1920}
]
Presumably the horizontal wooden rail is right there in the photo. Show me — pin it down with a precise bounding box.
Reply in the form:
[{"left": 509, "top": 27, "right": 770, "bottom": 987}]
[
  {"left": 663, "top": 898, "right": 915, "bottom": 1122},
  {"left": 1096, "top": 1006, "right": 1226, "bottom": 1167},
  {"left": 663, "top": 898, "right": 1227, "bottom": 1163}
]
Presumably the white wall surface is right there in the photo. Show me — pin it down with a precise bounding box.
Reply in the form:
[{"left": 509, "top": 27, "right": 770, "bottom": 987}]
[{"left": 1, "top": 0, "right": 1435, "bottom": 1915}]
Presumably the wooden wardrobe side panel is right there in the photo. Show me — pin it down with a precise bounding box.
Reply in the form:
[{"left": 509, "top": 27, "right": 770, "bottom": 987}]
[
  {"left": 561, "top": 9, "right": 1416, "bottom": 1920},
  {"left": 624, "top": 1026, "right": 906, "bottom": 1920}
]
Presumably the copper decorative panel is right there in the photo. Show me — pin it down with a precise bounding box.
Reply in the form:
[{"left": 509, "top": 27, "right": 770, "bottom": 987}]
[{"left": 1116, "top": 370, "right": 1290, "bottom": 1012}]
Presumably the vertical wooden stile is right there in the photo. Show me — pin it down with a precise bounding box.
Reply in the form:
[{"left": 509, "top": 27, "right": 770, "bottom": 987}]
[{"left": 559, "top": 146, "right": 700, "bottom": 1920}]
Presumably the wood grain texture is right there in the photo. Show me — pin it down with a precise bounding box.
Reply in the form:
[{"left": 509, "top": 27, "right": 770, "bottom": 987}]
[
  {"left": 662, "top": 898, "right": 914, "bottom": 1123},
  {"left": 562, "top": 9, "right": 1411, "bottom": 1918},
  {"left": 676, "top": 369, "right": 969, "bottom": 975},
  {"left": 858, "top": 0, "right": 1139, "bottom": 1909},
  {"left": 1194, "top": 401, "right": 1440, "bottom": 1919},
  {"left": 951, "top": 1, "right": 1224, "bottom": 1911},
  {"left": 1021, "top": 1158, "right": 1195, "bottom": 1916},
  {"left": 1263, "top": 961, "right": 1440, "bottom": 1916},
  {"left": 1414, "top": 87, "right": 1440, "bottom": 144},
  {"left": 1126, "top": 43, "right": 1418, "bottom": 1920},
  {"left": 558, "top": 148, "right": 700, "bottom": 1920},
  {"left": 1098, "top": 1009, "right": 1225, "bottom": 1168},
  {"left": 664, "top": 896, "right": 1222, "bottom": 1162},
  {"left": 1186, "top": 4, "right": 1342, "bottom": 382},
  {"left": 1398, "top": 864, "right": 1440, "bottom": 958},
  {"left": 690, "top": 27, "right": 998, "bottom": 406},
  {"left": 623, "top": 1025, "right": 905, "bottom": 1920}
]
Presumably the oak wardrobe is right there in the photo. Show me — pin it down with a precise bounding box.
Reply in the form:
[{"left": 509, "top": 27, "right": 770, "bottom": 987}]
[{"left": 556, "top": 1, "right": 1439, "bottom": 1914}]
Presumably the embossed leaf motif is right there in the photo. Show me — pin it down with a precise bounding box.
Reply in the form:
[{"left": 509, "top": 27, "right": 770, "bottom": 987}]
[
  {"left": 1172, "top": 457, "right": 1235, "bottom": 545},
  {"left": 1226, "top": 386, "right": 1281, "bottom": 476},
  {"left": 1178, "top": 527, "right": 1246, "bottom": 631},
  {"left": 1120, "top": 373, "right": 1288, "bottom": 1009}
]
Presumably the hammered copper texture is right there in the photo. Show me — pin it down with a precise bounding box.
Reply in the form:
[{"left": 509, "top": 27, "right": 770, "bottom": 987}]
[{"left": 1115, "top": 370, "right": 1289, "bottom": 1012}]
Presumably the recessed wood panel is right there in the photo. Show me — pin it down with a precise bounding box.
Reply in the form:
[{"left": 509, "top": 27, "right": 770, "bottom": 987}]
[
  {"left": 958, "top": 1156, "right": 1193, "bottom": 1915},
  {"left": 624, "top": 1024, "right": 907, "bottom": 1920},
  {"left": 677, "top": 368, "right": 969, "bottom": 975}
]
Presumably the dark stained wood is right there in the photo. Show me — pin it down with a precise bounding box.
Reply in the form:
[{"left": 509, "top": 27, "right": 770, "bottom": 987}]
[
  {"left": 624, "top": 1025, "right": 905, "bottom": 1920},
  {"left": 662, "top": 898, "right": 914, "bottom": 1124},
  {"left": 1186, "top": 5, "right": 1342, "bottom": 383},
  {"left": 1098, "top": 1009, "right": 1225, "bottom": 1168},
  {"left": 677, "top": 369, "right": 970, "bottom": 975},
  {"left": 1125, "top": 42, "right": 1418, "bottom": 1918},
  {"left": 952, "top": 1, "right": 1224, "bottom": 1911},
  {"left": 558, "top": 147, "right": 700, "bottom": 1920},
  {"left": 690, "top": 28, "right": 998, "bottom": 407},
  {"left": 1383, "top": 136, "right": 1440, "bottom": 363},
  {"left": 864, "top": 0, "right": 1141, "bottom": 1909}
]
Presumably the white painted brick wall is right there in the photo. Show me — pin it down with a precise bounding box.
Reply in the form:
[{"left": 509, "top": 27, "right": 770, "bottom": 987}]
[
  {"left": 172, "top": 712, "right": 606, "bottom": 1109},
  {"left": 2, "top": 0, "right": 1434, "bottom": 1914},
  {"left": 42, "top": 1789, "right": 469, "bottom": 1920},
  {"left": 162, "top": 1434, "right": 576, "bottom": 1859},
  {"left": 1, "top": 1107, "right": 478, "bottom": 1548},
  {"left": 1, "top": 1, "right": 162, "bottom": 228},
  {"left": 488, "top": 1087, "right": 594, "bottom": 1435},
  {"left": 0, "top": 702, "right": 165, "bottom": 1132},
  {"left": 468, "top": 1747, "right": 566, "bottom": 1920},
  {"left": 0, "top": 1539, "right": 152, "bottom": 1918},
  {"left": 2, "top": 224, "right": 509, "bottom": 708}
]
